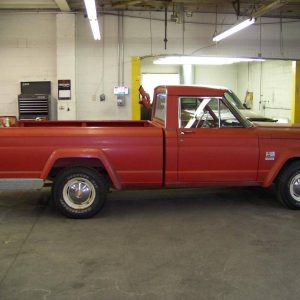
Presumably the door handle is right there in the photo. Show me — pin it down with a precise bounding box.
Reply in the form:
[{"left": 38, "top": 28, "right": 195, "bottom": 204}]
[{"left": 180, "top": 130, "right": 195, "bottom": 135}]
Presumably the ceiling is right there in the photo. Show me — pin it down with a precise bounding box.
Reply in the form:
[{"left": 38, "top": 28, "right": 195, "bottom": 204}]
[{"left": 0, "top": 0, "right": 300, "bottom": 19}]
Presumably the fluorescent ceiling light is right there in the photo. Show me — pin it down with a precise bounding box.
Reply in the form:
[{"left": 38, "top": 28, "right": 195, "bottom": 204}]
[
  {"left": 154, "top": 56, "right": 264, "bottom": 65},
  {"left": 90, "top": 19, "right": 101, "bottom": 40},
  {"left": 84, "top": 0, "right": 101, "bottom": 40},
  {"left": 213, "top": 18, "right": 256, "bottom": 42},
  {"left": 84, "top": 0, "right": 97, "bottom": 19}
]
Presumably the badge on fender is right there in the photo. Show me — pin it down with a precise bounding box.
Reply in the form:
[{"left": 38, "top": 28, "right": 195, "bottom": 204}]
[{"left": 265, "top": 151, "right": 276, "bottom": 161}]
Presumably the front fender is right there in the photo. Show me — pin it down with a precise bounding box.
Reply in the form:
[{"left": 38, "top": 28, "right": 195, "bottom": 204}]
[
  {"left": 40, "top": 148, "right": 122, "bottom": 190},
  {"left": 262, "top": 149, "right": 300, "bottom": 187}
]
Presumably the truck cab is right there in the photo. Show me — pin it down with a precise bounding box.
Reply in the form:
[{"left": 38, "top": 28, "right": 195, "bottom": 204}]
[
  {"left": 150, "top": 85, "right": 300, "bottom": 211},
  {"left": 150, "top": 85, "right": 258, "bottom": 186}
]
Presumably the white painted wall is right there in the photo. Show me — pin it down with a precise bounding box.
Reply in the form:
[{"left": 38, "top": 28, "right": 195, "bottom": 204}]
[
  {"left": 57, "top": 14, "right": 76, "bottom": 120},
  {"left": 0, "top": 12, "right": 299, "bottom": 120},
  {"left": 140, "top": 56, "right": 180, "bottom": 100},
  {"left": 141, "top": 57, "right": 180, "bottom": 74},
  {"left": 237, "top": 60, "right": 292, "bottom": 121},
  {"left": 262, "top": 61, "right": 292, "bottom": 121},
  {"left": 75, "top": 14, "right": 131, "bottom": 120},
  {"left": 194, "top": 64, "right": 238, "bottom": 92},
  {"left": 0, "top": 14, "right": 56, "bottom": 116},
  {"left": 193, "top": 61, "right": 292, "bottom": 121}
]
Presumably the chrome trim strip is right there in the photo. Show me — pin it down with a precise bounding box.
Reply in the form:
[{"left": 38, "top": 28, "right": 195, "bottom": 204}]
[{"left": 0, "top": 179, "right": 44, "bottom": 190}]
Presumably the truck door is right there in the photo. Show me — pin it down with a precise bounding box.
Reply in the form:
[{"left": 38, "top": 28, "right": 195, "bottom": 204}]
[{"left": 177, "top": 96, "right": 259, "bottom": 184}]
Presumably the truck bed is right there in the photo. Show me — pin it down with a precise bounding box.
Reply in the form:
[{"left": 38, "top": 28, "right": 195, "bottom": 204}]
[
  {"left": 0, "top": 119, "right": 164, "bottom": 189},
  {"left": 18, "top": 120, "right": 153, "bottom": 128}
]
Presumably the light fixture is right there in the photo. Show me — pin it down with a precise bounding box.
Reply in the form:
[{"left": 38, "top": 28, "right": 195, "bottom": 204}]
[
  {"left": 84, "top": 0, "right": 101, "bottom": 40},
  {"left": 153, "top": 56, "right": 264, "bottom": 65},
  {"left": 213, "top": 18, "right": 256, "bottom": 42},
  {"left": 90, "top": 19, "right": 101, "bottom": 40},
  {"left": 211, "top": 0, "right": 288, "bottom": 42}
]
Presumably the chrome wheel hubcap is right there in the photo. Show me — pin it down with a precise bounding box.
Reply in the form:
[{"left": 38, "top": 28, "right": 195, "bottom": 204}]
[
  {"left": 289, "top": 174, "right": 300, "bottom": 202},
  {"left": 63, "top": 177, "right": 96, "bottom": 209}
]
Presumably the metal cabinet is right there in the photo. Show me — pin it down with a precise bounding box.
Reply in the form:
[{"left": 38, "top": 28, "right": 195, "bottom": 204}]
[{"left": 18, "top": 94, "right": 55, "bottom": 120}]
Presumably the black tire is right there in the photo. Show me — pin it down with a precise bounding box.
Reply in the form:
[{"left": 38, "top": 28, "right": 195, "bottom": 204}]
[
  {"left": 52, "top": 167, "right": 107, "bottom": 218},
  {"left": 276, "top": 161, "right": 300, "bottom": 209}
]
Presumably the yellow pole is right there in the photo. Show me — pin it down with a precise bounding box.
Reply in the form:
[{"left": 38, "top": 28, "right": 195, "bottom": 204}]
[
  {"left": 291, "top": 61, "right": 300, "bottom": 124},
  {"left": 131, "top": 56, "right": 141, "bottom": 120}
]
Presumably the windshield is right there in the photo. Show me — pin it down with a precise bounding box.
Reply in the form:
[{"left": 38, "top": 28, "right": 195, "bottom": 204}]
[
  {"left": 223, "top": 94, "right": 253, "bottom": 128},
  {"left": 224, "top": 91, "right": 245, "bottom": 110}
]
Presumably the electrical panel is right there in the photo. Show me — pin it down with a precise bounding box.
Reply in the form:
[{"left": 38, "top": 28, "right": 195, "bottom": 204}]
[{"left": 114, "top": 86, "right": 128, "bottom": 106}]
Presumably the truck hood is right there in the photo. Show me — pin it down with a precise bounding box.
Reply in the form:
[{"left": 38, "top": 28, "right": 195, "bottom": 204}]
[
  {"left": 254, "top": 122, "right": 300, "bottom": 139},
  {"left": 254, "top": 122, "right": 300, "bottom": 128},
  {"left": 241, "top": 109, "right": 277, "bottom": 122}
]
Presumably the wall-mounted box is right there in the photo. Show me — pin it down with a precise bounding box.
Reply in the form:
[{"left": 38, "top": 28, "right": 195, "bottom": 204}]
[{"left": 58, "top": 80, "right": 71, "bottom": 100}]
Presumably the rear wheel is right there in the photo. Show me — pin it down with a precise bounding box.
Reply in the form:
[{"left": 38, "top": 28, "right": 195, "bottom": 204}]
[
  {"left": 52, "top": 167, "right": 107, "bottom": 218},
  {"left": 276, "top": 162, "right": 300, "bottom": 209}
]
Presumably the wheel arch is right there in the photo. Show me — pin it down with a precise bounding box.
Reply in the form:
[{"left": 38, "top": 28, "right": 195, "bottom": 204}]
[
  {"left": 40, "top": 148, "right": 122, "bottom": 190},
  {"left": 263, "top": 154, "right": 300, "bottom": 187},
  {"left": 273, "top": 157, "right": 300, "bottom": 183}
]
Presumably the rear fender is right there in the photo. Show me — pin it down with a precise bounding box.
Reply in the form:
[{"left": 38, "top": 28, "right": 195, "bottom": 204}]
[{"left": 40, "top": 148, "right": 121, "bottom": 190}]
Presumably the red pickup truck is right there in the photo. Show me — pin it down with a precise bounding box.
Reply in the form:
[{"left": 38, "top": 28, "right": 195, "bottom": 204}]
[{"left": 1, "top": 85, "right": 300, "bottom": 218}]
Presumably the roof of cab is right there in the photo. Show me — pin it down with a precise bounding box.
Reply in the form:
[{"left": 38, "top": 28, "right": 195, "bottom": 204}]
[{"left": 154, "top": 85, "right": 228, "bottom": 97}]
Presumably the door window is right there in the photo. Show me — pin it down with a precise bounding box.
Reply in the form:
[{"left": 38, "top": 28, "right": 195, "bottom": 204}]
[{"left": 179, "top": 97, "right": 242, "bottom": 128}]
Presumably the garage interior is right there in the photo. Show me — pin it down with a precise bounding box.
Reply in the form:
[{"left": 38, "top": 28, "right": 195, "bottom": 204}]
[{"left": 1, "top": 0, "right": 300, "bottom": 299}]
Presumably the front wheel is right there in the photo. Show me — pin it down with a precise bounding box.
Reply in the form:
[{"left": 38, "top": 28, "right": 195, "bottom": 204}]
[
  {"left": 276, "top": 162, "right": 300, "bottom": 209},
  {"left": 52, "top": 167, "right": 107, "bottom": 218}
]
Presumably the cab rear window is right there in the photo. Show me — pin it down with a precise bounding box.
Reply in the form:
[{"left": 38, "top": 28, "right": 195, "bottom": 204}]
[{"left": 153, "top": 92, "right": 166, "bottom": 124}]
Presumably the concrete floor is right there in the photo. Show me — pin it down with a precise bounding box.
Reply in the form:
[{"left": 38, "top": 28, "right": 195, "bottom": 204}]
[{"left": 0, "top": 186, "right": 300, "bottom": 300}]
